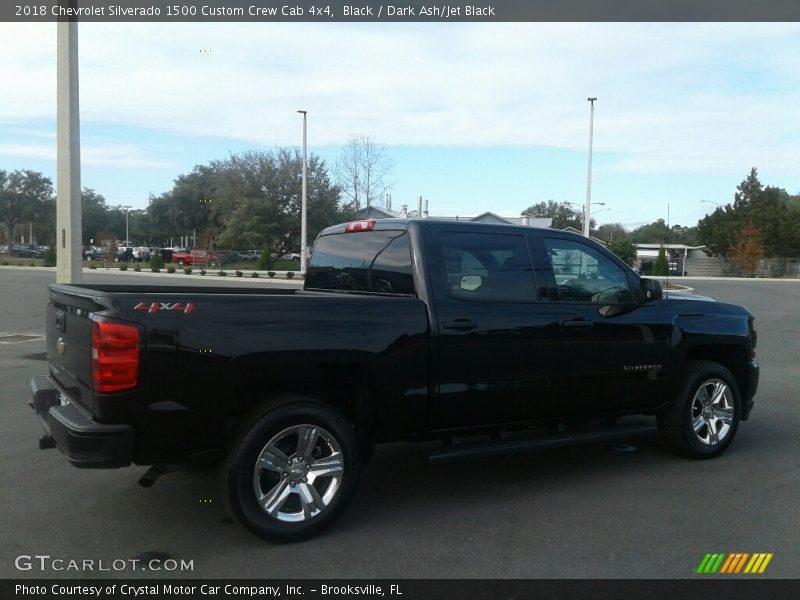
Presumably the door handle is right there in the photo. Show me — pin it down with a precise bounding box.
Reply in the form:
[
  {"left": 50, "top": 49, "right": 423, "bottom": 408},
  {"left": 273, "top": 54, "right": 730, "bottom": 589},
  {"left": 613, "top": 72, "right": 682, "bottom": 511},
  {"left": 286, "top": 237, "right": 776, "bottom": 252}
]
[
  {"left": 562, "top": 319, "right": 593, "bottom": 330},
  {"left": 443, "top": 319, "right": 478, "bottom": 332}
]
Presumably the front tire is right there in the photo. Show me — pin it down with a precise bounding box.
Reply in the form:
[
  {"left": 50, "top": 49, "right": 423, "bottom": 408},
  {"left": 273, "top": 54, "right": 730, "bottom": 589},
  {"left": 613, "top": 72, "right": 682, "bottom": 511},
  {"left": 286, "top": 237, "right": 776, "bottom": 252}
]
[
  {"left": 658, "top": 360, "right": 741, "bottom": 459},
  {"left": 224, "top": 400, "right": 361, "bottom": 542}
]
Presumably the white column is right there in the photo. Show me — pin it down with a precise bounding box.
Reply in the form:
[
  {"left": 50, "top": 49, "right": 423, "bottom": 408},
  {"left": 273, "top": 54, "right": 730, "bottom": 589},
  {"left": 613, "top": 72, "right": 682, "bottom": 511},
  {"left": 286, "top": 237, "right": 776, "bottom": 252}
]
[{"left": 56, "top": 19, "right": 82, "bottom": 283}]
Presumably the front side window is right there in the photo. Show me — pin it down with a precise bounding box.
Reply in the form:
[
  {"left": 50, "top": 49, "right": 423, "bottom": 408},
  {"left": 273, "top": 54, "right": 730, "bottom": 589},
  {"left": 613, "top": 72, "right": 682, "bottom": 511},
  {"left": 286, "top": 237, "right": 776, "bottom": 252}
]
[
  {"left": 306, "top": 231, "right": 414, "bottom": 295},
  {"left": 439, "top": 231, "right": 535, "bottom": 302},
  {"left": 543, "top": 238, "right": 633, "bottom": 304}
]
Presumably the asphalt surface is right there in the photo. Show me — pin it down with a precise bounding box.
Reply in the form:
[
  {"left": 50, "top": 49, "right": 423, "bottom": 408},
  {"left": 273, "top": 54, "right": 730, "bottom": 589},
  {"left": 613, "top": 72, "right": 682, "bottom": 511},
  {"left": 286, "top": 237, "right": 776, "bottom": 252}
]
[{"left": 1, "top": 268, "right": 798, "bottom": 579}]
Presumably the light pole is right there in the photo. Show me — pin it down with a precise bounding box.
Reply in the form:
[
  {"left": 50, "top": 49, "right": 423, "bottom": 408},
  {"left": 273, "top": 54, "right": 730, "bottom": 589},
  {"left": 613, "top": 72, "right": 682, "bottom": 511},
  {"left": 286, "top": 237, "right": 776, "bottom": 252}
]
[
  {"left": 119, "top": 205, "right": 131, "bottom": 246},
  {"left": 584, "top": 97, "right": 597, "bottom": 238},
  {"left": 567, "top": 200, "right": 605, "bottom": 234},
  {"left": 701, "top": 200, "right": 723, "bottom": 208},
  {"left": 297, "top": 110, "right": 308, "bottom": 273}
]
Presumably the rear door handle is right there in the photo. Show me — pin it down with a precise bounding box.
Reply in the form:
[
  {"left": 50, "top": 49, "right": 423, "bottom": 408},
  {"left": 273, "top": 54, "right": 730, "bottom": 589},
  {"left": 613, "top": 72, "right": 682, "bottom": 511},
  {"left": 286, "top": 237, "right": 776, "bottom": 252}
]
[
  {"left": 562, "top": 319, "right": 593, "bottom": 330},
  {"left": 443, "top": 319, "right": 478, "bottom": 332}
]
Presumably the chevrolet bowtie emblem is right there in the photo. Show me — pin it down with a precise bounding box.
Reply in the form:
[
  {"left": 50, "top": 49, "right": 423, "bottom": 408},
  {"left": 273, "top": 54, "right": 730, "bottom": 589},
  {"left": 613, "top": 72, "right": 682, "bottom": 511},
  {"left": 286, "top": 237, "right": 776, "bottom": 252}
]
[{"left": 56, "top": 337, "right": 66, "bottom": 355}]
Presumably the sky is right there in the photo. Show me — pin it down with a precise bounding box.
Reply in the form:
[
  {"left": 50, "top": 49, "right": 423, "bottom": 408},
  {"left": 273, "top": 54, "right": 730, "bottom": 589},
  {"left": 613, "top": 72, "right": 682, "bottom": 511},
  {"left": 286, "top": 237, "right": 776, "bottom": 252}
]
[{"left": 1, "top": 21, "right": 799, "bottom": 230}]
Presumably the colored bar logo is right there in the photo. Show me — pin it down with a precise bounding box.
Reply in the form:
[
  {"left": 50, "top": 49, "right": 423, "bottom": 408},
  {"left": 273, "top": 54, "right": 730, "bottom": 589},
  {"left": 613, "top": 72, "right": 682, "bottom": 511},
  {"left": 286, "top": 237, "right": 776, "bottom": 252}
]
[{"left": 697, "top": 553, "right": 773, "bottom": 574}]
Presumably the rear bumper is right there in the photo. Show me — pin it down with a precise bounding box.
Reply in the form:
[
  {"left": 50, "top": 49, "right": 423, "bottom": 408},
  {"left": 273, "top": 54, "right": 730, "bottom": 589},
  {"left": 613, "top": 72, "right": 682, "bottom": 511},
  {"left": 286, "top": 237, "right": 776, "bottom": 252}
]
[
  {"left": 741, "top": 359, "right": 759, "bottom": 421},
  {"left": 30, "top": 375, "right": 134, "bottom": 468}
]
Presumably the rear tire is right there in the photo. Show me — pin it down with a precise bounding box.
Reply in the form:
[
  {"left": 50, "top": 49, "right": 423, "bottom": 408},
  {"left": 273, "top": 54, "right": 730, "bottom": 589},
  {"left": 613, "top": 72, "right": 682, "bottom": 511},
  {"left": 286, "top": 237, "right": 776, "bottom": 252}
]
[
  {"left": 658, "top": 360, "right": 740, "bottom": 459},
  {"left": 224, "top": 399, "right": 360, "bottom": 543}
]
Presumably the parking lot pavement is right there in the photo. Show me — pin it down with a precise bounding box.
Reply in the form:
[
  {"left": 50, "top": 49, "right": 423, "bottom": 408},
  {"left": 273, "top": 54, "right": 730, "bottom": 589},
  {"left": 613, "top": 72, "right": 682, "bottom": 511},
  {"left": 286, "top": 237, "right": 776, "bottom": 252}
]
[{"left": 1, "top": 269, "right": 798, "bottom": 578}]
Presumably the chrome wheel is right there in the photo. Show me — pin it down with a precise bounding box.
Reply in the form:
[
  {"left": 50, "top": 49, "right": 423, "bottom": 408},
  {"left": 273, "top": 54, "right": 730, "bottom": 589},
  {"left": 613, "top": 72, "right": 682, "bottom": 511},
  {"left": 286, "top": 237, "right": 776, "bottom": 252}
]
[
  {"left": 253, "top": 424, "right": 344, "bottom": 523},
  {"left": 690, "top": 378, "right": 735, "bottom": 446}
]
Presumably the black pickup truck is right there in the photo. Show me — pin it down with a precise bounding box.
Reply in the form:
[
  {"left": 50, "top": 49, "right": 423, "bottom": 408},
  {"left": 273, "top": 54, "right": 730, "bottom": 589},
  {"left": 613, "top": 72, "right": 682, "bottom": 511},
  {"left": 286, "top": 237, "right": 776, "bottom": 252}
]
[{"left": 31, "top": 218, "right": 759, "bottom": 542}]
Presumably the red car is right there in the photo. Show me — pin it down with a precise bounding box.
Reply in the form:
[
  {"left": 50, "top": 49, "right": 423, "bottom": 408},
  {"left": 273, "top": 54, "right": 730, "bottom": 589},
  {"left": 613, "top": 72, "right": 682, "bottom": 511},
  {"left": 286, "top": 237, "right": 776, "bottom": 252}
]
[{"left": 171, "top": 250, "right": 218, "bottom": 265}]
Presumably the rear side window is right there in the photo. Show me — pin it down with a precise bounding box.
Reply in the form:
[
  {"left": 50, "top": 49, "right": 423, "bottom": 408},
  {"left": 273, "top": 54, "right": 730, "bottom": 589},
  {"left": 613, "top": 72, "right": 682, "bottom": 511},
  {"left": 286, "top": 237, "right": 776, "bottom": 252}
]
[
  {"left": 439, "top": 231, "right": 536, "bottom": 302},
  {"left": 306, "top": 231, "right": 415, "bottom": 295}
]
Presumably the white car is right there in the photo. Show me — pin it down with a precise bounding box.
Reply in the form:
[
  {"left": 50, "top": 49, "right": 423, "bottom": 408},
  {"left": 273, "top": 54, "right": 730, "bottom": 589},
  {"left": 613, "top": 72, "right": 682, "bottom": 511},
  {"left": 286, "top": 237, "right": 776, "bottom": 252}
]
[{"left": 132, "top": 247, "right": 151, "bottom": 261}]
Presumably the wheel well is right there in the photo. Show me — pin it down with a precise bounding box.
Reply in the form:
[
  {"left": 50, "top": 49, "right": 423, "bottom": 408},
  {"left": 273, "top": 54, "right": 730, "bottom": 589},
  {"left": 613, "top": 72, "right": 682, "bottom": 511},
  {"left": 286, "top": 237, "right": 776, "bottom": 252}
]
[
  {"left": 228, "top": 366, "right": 375, "bottom": 461},
  {"left": 685, "top": 345, "right": 748, "bottom": 398}
]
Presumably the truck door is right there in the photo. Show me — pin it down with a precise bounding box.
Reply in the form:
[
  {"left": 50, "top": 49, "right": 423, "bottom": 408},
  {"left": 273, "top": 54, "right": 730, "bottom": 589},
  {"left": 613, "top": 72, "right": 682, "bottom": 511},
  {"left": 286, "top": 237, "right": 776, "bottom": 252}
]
[
  {"left": 429, "top": 228, "right": 561, "bottom": 428},
  {"left": 533, "top": 235, "right": 673, "bottom": 415}
]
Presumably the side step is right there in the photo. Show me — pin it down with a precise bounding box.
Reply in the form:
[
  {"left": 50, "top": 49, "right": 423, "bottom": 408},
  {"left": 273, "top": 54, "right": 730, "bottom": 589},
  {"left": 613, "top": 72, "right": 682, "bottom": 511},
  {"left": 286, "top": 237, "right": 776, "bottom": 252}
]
[{"left": 427, "top": 422, "right": 658, "bottom": 464}]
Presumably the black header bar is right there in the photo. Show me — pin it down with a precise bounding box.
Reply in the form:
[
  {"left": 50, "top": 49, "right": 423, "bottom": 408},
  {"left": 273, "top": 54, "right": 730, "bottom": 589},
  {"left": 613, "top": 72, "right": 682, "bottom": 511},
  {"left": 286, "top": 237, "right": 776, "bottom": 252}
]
[{"left": 5, "top": 0, "right": 800, "bottom": 22}]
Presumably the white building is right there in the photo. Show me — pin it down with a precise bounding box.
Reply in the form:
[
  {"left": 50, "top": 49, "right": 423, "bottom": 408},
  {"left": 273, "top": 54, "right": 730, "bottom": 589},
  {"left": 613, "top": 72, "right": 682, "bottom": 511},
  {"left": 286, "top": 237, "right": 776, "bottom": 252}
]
[{"left": 356, "top": 205, "right": 552, "bottom": 228}]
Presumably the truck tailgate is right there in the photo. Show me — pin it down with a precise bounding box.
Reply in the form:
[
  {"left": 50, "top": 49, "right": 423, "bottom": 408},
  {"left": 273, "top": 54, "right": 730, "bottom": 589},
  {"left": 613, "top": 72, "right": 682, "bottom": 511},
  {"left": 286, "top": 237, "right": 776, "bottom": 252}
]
[{"left": 46, "top": 285, "right": 104, "bottom": 412}]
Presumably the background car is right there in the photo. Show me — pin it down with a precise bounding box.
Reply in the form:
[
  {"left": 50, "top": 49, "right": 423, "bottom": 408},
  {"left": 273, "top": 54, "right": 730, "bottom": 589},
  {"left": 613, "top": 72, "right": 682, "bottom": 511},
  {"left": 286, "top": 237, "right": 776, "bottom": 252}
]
[
  {"left": 11, "top": 243, "right": 44, "bottom": 258},
  {"left": 83, "top": 246, "right": 103, "bottom": 261},
  {"left": 115, "top": 247, "right": 135, "bottom": 262},
  {"left": 132, "top": 246, "right": 151, "bottom": 262}
]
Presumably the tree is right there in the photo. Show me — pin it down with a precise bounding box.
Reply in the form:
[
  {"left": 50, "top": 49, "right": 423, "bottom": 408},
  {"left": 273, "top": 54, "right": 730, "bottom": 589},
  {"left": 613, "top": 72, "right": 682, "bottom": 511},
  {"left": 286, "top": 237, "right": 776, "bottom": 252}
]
[
  {"left": 81, "top": 188, "right": 111, "bottom": 245},
  {"left": 653, "top": 246, "right": 669, "bottom": 276},
  {"left": 629, "top": 219, "right": 671, "bottom": 244},
  {"left": 730, "top": 223, "right": 764, "bottom": 277},
  {"left": 697, "top": 168, "right": 800, "bottom": 258},
  {"left": 608, "top": 238, "right": 637, "bottom": 267},
  {"left": 335, "top": 134, "right": 394, "bottom": 212},
  {"left": 0, "top": 169, "right": 53, "bottom": 251},
  {"left": 522, "top": 200, "right": 593, "bottom": 230},
  {"left": 148, "top": 149, "right": 348, "bottom": 253},
  {"left": 594, "top": 222, "right": 628, "bottom": 243}
]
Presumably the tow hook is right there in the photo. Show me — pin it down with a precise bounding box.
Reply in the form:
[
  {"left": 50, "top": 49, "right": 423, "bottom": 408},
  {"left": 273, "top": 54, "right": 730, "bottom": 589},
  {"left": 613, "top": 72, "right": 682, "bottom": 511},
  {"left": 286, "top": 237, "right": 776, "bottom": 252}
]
[{"left": 39, "top": 434, "right": 56, "bottom": 450}]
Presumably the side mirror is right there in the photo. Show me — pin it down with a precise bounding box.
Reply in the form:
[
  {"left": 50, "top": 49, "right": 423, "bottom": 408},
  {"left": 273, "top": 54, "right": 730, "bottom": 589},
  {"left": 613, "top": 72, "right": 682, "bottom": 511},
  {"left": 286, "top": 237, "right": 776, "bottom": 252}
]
[{"left": 640, "top": 278, "right": 663, "bottom": 302}]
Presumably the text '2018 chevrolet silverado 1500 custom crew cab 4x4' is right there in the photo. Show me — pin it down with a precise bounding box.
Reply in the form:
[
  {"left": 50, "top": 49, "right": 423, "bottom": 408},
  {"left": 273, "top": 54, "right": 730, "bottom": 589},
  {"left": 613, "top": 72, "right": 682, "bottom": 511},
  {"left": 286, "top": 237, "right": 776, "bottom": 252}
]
[{"left": 31, "top": 219, "right": 759, "bottom": 542}]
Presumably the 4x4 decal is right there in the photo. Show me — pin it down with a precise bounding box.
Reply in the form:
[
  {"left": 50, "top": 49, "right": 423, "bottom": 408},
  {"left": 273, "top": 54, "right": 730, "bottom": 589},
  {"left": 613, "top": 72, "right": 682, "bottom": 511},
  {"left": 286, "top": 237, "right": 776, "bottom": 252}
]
[{"left": 134, "top": 302, "right": 196, "bottom": 314}]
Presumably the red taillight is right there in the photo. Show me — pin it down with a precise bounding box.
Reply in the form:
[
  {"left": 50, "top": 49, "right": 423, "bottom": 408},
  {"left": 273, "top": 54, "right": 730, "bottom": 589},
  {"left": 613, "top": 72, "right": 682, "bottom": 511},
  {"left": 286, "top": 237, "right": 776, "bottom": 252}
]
[
  {"left": 345, "top": 219, "right": 376, "bottom": 233},
  {"left": 92, "top": 320, "right": 140, "bottom": 393}
]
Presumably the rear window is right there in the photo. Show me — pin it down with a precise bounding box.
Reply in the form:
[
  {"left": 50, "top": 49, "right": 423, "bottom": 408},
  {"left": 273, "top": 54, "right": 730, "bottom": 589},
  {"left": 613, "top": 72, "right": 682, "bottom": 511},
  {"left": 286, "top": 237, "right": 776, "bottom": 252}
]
[{"left": 305, "top": 230, "right": 415, "bottom": 295}]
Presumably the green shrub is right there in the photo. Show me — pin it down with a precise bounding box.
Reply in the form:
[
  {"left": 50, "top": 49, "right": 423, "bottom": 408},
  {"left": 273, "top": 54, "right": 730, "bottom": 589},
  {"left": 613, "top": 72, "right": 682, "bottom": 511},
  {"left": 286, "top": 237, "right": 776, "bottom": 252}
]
[
  {"left": 235, "top": 270, "right": 243, "bottom": 277},
  {"left": 167, "top": 264, "right": 176, "bottom": 274},
  {"left": 119, "top": 263, "right": 128, "bottom": 271},
  {"left": 653, "top": 246, "right": 669, "bottom": 276},
  {"left": 133, "top": 264, "right": 141, "bottom": 272},
  {"left": 183, "top": 267, "right": 192, "bottom": 275},
  {"left": 200, "top": 269, "right": 206, "bottom": 276},
  {"left": 286, "top": 271, "right": 295, "bottom": 279},
  {"left": 149, "top": 253, "right": 164, "bottom": 272},
  {"left": 256, "top": 247, "right": 273, "bottom": 271},
  {"left": 267, "top": 271, "right": 276, "bottom": 279},
  {"left": 218, "top": 270, "right": 226, "bottom": 276},
  {"left": 250, "top": 271, "right": 259, "bottom": 278},
  {"left": 43, "top": 247, "right": 56, "bottom": 267},
  {"left": 88, "top": 263, "right": 97, "bottom": 270}
]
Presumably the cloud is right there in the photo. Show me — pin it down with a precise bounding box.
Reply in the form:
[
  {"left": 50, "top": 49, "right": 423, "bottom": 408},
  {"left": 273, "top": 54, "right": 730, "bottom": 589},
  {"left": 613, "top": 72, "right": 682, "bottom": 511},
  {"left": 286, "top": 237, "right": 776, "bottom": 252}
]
[
  {"left": 1, "top": 22, "right": 799, "bottom": 175},
  {"left": 0, "top": 139, "right": 175, "bottom": 169}
]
